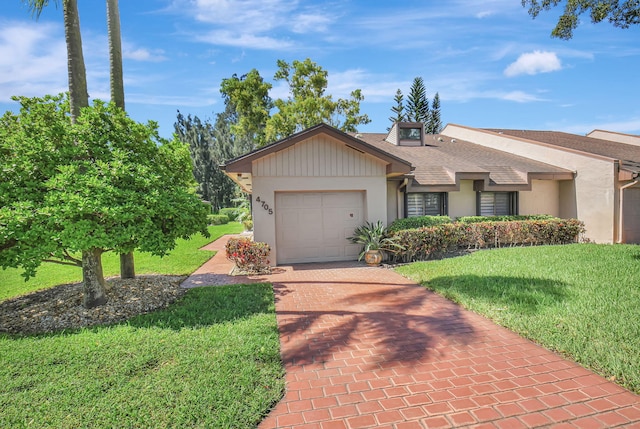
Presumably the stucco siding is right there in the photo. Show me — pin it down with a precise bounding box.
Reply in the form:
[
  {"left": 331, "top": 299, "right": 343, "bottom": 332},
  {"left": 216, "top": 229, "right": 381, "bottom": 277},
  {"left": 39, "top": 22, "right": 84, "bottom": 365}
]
[
  {"left": 519, "top": 180, "right": 560, "bottom": 216},
  {"left": 387, "top": 181, "right": 400, "bottom": 224},
  {"left": 443, "top": 125, "right": 617, "bottom": 243},
  {"left": 588, "top": 130, "right": 640, "bottom": 147},
  {"left": 253, "top": 135, "right": 386, "bottom": 177},
  {"left": 448, "top": 180, "right": 476, "bottom": 219}
]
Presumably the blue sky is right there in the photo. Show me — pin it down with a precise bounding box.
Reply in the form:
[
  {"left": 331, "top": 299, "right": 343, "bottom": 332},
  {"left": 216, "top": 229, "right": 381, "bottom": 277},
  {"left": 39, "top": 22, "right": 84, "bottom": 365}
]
[{"left": 1, "top": 0, "right": 639, "bottom": 140}]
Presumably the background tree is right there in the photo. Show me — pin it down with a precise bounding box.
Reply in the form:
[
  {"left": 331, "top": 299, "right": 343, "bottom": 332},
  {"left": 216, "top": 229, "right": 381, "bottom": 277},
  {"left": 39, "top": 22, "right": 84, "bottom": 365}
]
[
  {"left": 405, "top": 76, "right": 429, "bottom": 124},
  {"left": 0, "top": 95, "right": 209, "bottom": 308},
  {"left": 427, "top": 92, "right": 442, "bottom": 134},
  {"left": 220, "top": 70, "right": 273, "bottom": 147},
  {"left": 390, "top": 78, "right": 443, "bottom": 132},
  {"left": 389, "top": 89, "right": 406, "bottom": 127},
  {"left": 522, "top": 0, "right": 640, "bottom": 39},
  {"left": 174, "top": 107, "right": 242, "bottom": 212},
  {"left": 265, "top": 58, "right": 371, "bottom": 142}
]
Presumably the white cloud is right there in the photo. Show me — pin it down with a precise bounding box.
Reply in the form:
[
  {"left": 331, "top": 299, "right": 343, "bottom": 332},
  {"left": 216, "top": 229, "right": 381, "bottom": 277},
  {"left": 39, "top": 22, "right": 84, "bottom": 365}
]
[
  {"left": 291, "top": 13, "right": 331, "bottom": 34},
  {"left": 195, "top": 30, "right": 293, "bottom": 50},
  {"left": 0, "top": 21, "right": 67, "bottom": 100},
  {"left": 124, "top": 47, "right": 168, "bottom": 62},
  {"left": 502, "top": 90, "right": 545, "bottom": 103},
  {"left": 504, "top": 50, "right": 562, "bottom": 77}
]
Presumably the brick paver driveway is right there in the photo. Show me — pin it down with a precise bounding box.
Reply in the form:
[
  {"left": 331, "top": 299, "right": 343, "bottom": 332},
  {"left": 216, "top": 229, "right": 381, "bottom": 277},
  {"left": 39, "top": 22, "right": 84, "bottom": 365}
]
[{"left": 183, "top": 236, "right": 640, "bottom": 428}]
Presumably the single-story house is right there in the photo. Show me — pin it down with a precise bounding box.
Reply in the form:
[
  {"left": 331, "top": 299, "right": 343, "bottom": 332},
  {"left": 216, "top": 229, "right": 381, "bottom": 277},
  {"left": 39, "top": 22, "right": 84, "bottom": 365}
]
[{"left": 223, "top": 122, "right": 640, "bottom": 265}]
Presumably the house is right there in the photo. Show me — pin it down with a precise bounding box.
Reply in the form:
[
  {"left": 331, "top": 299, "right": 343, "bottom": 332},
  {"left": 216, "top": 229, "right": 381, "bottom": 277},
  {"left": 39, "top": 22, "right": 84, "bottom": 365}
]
[{"left": 223, "top": 122, "right": 640, "bottom": 265}]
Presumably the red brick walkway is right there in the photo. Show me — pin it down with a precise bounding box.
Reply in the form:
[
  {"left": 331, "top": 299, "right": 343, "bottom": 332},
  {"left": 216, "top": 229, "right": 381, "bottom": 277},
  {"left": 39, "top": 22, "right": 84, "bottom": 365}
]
[{"left": 183, "top": 236, "right": 640, "bottom": 428}]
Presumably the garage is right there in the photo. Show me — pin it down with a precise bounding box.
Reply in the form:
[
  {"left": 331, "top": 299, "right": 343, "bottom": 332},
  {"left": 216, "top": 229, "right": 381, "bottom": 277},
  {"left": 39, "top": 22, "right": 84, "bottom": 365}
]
[
  {"left": 623, "top": 187, "right": 640, "bottom": 243},
  {"left": 275, "top": 191, "right": 365, "bottom": 264}
]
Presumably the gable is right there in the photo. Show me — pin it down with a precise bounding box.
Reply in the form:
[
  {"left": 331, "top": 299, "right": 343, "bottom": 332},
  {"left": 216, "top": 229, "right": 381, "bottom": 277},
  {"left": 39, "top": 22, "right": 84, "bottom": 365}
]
[{"left": 253, "top": 135, "right": 386, "bottom": 177}]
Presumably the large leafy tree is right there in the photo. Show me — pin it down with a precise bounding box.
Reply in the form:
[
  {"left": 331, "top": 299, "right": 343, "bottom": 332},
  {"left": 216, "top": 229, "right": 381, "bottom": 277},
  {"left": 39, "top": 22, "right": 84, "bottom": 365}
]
[
  {"left": 0, "top": 95, "right": 209, "bottom": 308},
  {"left": 266, "top": 58, "right": 371, "bottom": 142},
  {"left": 220, "top": 70, "right": 273, "bottom": 147},
  {"left": 220, "top": 58, "right": 371, "bottom": 146},
  {"left": 522, "top": 0, "right": 640, "bottom": 39}
]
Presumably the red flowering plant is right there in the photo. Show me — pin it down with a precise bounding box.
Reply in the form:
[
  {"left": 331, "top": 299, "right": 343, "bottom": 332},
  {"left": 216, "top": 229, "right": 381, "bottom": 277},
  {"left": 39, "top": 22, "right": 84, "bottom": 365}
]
[{"left": 225, "top": 237, "right": 271, "bottom": 274}]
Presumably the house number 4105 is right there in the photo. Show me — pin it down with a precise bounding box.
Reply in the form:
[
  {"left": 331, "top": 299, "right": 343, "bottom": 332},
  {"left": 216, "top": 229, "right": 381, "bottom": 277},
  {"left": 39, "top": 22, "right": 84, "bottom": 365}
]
[{"left": 255, "top": 196, "right": 273, "bottom": 215}]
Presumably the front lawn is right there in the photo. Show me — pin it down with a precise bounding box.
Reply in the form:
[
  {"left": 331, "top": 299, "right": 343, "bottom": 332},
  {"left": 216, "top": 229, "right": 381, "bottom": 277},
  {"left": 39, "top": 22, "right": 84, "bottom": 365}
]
[
  {"left": 396, "top": 243, "right": 640, "bottom": 394},
  {"left": 0, "top": 223, "right": 243, "bottom": 301},
  {"left": 0, "top": 222, "right": 285, "bottom": 428},
  {"left": 0, "top": 284, "right": 284, "bottom": 428}
]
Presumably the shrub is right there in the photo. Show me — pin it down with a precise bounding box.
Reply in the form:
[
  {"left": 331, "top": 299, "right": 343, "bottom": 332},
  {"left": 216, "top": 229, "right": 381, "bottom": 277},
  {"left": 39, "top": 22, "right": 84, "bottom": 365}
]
[
  {"left": 387, "top": 215, "right": 452, "bottom": 232},
  {"left": 219, "top": 207, "right": 239, "bottom": 221},
  {"left": 207, "top": 214, "right": 229, "bottom": 225},
  {"left": 456, "top": 214, "right": 557, "bottom": 224},
  {"left": 389, "top": 218, "right": 585, "bottom": 262},
  {"left": 225, "top": 237, "right": 271, "bottom": 274}
]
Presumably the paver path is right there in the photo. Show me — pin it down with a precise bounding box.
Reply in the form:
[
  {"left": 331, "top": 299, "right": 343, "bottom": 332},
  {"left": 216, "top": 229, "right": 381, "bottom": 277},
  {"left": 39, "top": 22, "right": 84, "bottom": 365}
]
[{"left": 182, "top": 236, "right": 640, "bottom": 428}]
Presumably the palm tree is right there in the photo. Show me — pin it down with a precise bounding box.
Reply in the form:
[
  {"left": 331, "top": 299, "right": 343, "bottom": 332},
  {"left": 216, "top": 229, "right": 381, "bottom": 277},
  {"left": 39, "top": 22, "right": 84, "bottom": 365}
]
[
  {"left": 25, "top": 0, "right": 107, "bottom": 307},
  {"left": 106, "top": 0, "right": 135, "bottom": 279}
]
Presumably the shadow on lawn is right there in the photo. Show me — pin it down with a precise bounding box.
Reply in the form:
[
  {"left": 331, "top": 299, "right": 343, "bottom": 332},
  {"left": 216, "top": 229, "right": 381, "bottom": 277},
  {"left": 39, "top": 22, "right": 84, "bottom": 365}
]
[
  {"left": 126, "top": 283, "right": 275, "bottom": 330},
  {"left": 423, "top": 274, "right": 569, "bottom": 314}
]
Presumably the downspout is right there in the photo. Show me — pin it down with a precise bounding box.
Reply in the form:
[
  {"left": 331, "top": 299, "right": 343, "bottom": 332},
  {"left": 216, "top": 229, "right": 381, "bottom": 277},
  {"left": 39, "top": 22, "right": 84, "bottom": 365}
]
[
  {"left": 397, "top": 178, "right": 409, "bottom": 220},
  {"left": 617, "top": 172, "right": 640, "bottom": 243}
]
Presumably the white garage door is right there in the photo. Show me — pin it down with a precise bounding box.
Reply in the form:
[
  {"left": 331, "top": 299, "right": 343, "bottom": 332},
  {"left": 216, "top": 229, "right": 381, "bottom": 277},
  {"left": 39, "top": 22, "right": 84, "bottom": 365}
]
[
  {"left": 623, "top": 187, "right": 640, "bottom": 244},
  {"left": 275, "top": 191, "right": 364, "bottom": 264}
]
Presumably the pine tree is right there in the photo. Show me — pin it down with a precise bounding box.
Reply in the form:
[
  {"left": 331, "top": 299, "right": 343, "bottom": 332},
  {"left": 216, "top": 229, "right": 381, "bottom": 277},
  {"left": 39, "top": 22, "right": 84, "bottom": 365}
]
[
  {"left": 388, "top": 89, "right": 406, "bottom": 128},
  {"left": 406, "top": 77, "right": 429, "bottom": 123},
  {"left": 427, "top": 92, "right": 442, "bottom": 134}
]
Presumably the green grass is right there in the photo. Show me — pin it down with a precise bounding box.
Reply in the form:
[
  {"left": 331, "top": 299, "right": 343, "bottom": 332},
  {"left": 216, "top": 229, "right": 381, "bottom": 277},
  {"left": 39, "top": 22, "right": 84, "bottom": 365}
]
[
  {"left": 0, "top": 284, "right": 285, "bottom": 428},
  {"left": 396, "top": 243, "right": 640, "bottom": 393},
  {"left": 0, "top": 223, "right": 243, "bottom": 301}
]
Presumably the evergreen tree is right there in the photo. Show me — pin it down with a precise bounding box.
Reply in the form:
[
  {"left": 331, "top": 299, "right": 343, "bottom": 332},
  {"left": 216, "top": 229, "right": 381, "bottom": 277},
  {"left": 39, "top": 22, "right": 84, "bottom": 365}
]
[
  {"left": 174, "top": 105, "right": 248, "bottom": 212},
  {"left": 388, "top": 89, "right": 406, "bottom": 128},
  {"left": 405, "top": 77, "right": 429, "bottom": 123},
  {"left": 427, "top": 92, "right": 442, "bottom": 134}
]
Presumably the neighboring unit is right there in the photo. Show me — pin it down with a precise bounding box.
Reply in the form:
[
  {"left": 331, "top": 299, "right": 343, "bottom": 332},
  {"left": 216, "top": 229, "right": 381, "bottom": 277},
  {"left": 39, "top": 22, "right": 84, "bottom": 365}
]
[{"left": 223, "top": 122, "right": 640, "bottom": 265}]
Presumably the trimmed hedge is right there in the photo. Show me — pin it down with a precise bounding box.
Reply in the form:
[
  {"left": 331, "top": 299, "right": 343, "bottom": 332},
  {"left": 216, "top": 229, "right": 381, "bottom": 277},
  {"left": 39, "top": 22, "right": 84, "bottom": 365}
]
[
  {"left": 387, "top": 215, "right": 452, "bottom": 232},
  {"left": 456, "top": 214, "right": 557, "bottom": 224},
  {"left": 207, "top": 214, "right": 229, "bottom": 225},
  {"left": 389, "top": 218, "right": 585, "bottom": 262}
]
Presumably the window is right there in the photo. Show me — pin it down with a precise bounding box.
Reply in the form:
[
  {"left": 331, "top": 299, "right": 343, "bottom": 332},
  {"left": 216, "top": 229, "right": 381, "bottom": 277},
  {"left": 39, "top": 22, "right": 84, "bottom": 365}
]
[
  {"left": 407, "top": 193, "right": 447, "bottom": 217},
  {"left": 399, "top": 127, "right": 422, "bottom": 140},
  {"left": 477, "top": 192, "right": 518, "bottom": 216}
]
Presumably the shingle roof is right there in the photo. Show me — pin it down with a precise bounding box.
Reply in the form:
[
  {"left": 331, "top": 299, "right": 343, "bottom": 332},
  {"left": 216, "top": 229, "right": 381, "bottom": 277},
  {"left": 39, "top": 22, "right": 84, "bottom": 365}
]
[
  {"left": 486, "top": 129, "right": 640, "bottom": 174},
  {"left": 353, "top": 132, "right": 573, "bottom": 189}
]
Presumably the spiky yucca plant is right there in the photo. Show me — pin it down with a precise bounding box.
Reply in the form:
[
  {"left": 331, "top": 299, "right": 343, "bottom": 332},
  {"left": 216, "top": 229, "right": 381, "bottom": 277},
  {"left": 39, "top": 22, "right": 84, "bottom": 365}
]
[{"left": 348, "top": 221, "right": 404, "bottom": 260}]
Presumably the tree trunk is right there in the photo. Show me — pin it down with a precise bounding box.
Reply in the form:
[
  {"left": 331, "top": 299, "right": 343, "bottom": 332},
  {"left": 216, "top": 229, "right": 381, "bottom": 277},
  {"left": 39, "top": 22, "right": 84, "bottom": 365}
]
[
  {"left": 120, "top": 252, "right": 135, "bottom": 279},
  {"left": 107, "top": 0, "right": 135, "bottom": 279},
  {"left": 63, "top": 0, "right": 89, "bottom": 122},
  {"left": 82, "top": 248, "right": 108, "bottom": 308},
  {"left": 106, "top": 0, "right": 125, "bottom": 109}
]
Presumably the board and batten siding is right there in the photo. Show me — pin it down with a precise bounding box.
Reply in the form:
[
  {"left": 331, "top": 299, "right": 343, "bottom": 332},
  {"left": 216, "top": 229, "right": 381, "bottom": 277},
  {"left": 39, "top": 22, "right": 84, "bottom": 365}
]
[{"left": 253, "top": 135, "right": 386, "bottom": 177}]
